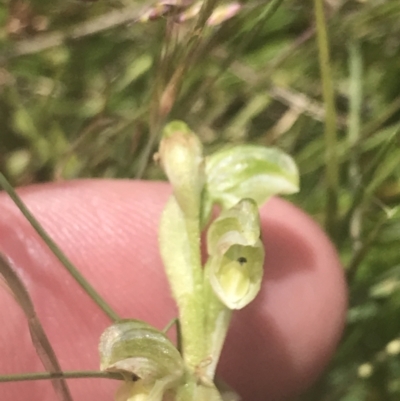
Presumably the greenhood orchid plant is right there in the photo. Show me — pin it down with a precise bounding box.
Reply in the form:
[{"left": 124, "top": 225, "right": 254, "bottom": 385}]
[{"left": 99, "top": 121, "right": 299, "bottom": 401}]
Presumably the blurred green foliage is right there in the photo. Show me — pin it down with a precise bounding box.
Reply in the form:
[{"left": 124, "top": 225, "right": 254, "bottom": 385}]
[{"left": 0, "top": 0, "right": 400, "bottom": 400}]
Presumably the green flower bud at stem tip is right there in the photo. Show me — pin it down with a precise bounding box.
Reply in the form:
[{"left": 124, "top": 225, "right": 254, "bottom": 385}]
[{"left": 158, "top": 121, "right": 205, "bottom": 218}]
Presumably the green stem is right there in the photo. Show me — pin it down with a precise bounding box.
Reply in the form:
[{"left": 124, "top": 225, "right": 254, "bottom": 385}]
[
  {"left": 183, "top": 216, "right": 207, "bottom": 371},
  {"left": 176, "top": 380, "right": 223, "bottom": 401},
  {"left": 313, "top": 0, "right": 338, "bottom": 237},
  {"left": 346, "top": 213, "right": 388, "bottom": 282},
  {"left": 347, "top": 40, "right": 363, "bottom": 256},
  {"left": 338, "top": 125, "right": 399, "bottom": 244},
  {"left": 163, "top": 318, "right": 182, "bottom": 354},
  {"left": 0, "top": 173, "right": 120, "bottom": 322},
  {"left": 362, "top": 95, "right": 400, "bottom": 139},
  {"left": 159, "top": 198, "right": 205, "bottom": 372},
  {"left": 203, "top": 261, "right": 231, "bottom": 380},
  {"left": 184, "top": 0, "right": 284, "bottom": 113},
  {"left": 348, "top": 41, "right": 363, "bottom": 150},
  {"left": 0, "top": 370, "right": 124, "bottom": 383},
  {"left": 193, "top": 0, "right": 219, "bottom": 33}
]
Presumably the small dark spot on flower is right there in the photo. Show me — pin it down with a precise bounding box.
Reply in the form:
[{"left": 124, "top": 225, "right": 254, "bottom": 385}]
[{"left": 237, "top": 257, "right": 247, "bottom": 265}]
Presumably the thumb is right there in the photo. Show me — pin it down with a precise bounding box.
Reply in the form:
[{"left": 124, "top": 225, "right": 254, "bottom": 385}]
[{"left": 0, "top": 179, "right": 346, "bottom": 401}]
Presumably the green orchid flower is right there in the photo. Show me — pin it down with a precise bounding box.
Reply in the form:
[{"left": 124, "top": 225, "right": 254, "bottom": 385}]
[
  {"left": 98, "top": 120, "right": 299, "bottom": 401},
  {"left": 99, "top": 320, "right": 185, "bottom": 401},
  {"left": 206, "top": 199, "right": 265, "bottom": 310}
]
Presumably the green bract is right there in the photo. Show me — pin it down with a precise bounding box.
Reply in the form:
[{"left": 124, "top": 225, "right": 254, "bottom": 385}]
[
  {"left": 99, "top": 320, "right": 185, "bottom": 401},
  {"left": 206, "top": 199, "right": 265, "bottom": 310},
  {"left": 205, "top": 144, "right": 299, "bottom": 210}
]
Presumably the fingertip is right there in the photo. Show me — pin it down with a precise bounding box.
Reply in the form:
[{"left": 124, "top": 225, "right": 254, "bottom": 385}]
[
  {"left": 0, "top": 180, "right": 175, "bottom": 401},
  {"left": 0, "top": 181, "right": 347, "bottom": 401}
]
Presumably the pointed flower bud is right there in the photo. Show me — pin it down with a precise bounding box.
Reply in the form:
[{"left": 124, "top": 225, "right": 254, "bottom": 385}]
[
  {"left": 206, "top": 199, "right": 265, "bottom": 309},
  {"left": 205, "top": 145, "right": 299, "bottom": 210},
  {"left": 99, "top": 320, "right": 185, "bottom": 401},
  {"left": 158, "top": 121, "right": 205, "bottom": 218}
]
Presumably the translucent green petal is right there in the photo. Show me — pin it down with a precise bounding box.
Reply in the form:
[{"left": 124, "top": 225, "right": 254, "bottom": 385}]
[
  {"left": 206, "top": 199, "right": 265, "bottom": 309},
  {"left": 207, "top": 199, "right": 260, "bottom": 255},
  {"left": 208, "top": 241, "right": 264, "bottom": 309},
  {"left": 206, "top": 145, "right": 299, "bottom": 209},
  {"left": 99, "top": 319, "right": 184, "bottom": 383},
  {"left": 115, "top": 378, "right": 178, "bottom": 401}
]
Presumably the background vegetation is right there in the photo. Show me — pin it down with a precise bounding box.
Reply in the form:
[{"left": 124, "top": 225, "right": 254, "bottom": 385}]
[{"left": 0, "top": 0, "right": 400, "bottom": 400}]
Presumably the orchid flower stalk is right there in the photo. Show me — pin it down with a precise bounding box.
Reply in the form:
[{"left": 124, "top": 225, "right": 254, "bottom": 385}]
[{"left": 99, "top": 120, "right": 299, "bottom": 401}]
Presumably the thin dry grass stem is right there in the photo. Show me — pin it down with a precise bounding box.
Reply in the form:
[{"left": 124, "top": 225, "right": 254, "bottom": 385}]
[
  {"left": 362, "top": 95, "right": 400, "bottom": 139},
  {"left": 211, "top": 0, "right": 284, "bottom": 77},
  {"left": 346, "top": 214, "right": 388, "bottom": 282},
  {"left": 136, "top": 1, "right": 222, "bottom": 178},
  {"left": 0, "top": 4, "right": 144, "bottom": 61},
  {"left": 0, "top": 370, "right": 125, "bottom": 383},
  {"left": 221, "top": 55, "right": 347, "bottom": 128},
  {"left": 180, "top": 0, "right": 286, "bottom": 120},
  {"left": 0, "top": 254, "right": 73, "bottom": 401},
  {"left": 54, "top": 117, "right": 113, "bottom": 180},
  {"left": 269, "top": 85, "right": 347, "bottom": 128},
  {"left": 339, "top": 126, "right": 400, "bottom": 245}
]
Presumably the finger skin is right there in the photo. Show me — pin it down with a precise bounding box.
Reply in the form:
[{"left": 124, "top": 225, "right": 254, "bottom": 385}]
[{"left": 0, "top": 180, "right": 347, "bottom": 401}]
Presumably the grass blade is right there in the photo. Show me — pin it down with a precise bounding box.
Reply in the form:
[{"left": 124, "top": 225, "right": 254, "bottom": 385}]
[
  {"left": 0, "top": 253, "right": 73, "bottom": 401},
  {"left": 313, "top": 0, "right": 339, "bottom": 237},
  {"left": 347, "top": 39, "right": 363, "bottom": 256},
  {"left": 0, "top": 370, "right": 125, "bottom": 383},
  {"left": 0, "top": 173, "right": 119, "bottom": 321}
]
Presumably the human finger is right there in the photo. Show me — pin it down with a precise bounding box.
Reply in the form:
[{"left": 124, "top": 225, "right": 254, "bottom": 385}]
[{"left": 0, "top": 180, "right": 346, "bottom": 401}]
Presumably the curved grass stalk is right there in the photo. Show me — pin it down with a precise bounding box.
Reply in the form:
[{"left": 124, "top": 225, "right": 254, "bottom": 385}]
[
  {"left": 0, "top": 253, "right": 73, "bottom": 401},
  {"left": 313, "top": 0, "right": 339, "bottom": 237},
  {"left": 0, "top": 370, "right": 125, "bottom": 383}
]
